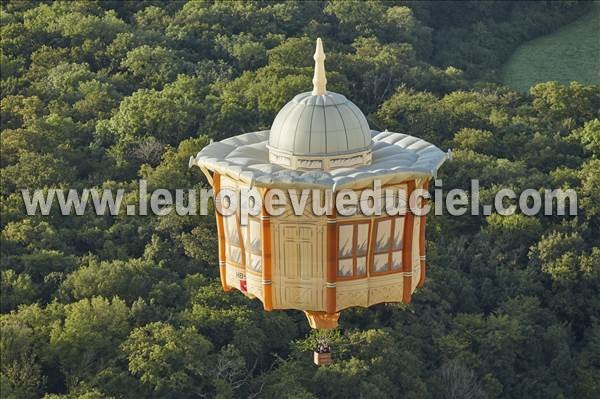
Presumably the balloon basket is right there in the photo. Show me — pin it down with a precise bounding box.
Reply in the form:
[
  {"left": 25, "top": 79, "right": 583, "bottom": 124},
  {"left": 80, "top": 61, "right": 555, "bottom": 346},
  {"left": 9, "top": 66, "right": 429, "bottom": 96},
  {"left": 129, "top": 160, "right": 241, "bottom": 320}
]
[
  {"left": 314, "top": 351, "right": 332, "bottom": 366},
  {"left": 313, "top": 337, "right": 332, "bottom": 366}
]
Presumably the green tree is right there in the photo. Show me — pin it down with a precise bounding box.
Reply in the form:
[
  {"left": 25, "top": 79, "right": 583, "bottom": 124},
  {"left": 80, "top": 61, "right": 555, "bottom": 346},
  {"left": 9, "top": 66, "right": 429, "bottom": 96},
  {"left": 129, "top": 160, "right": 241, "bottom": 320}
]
[
  {"left": 121, "top": 45, "right": 191, "bottom": 89},
  {"left": 49, "top": 297, "right": 130, "bottom": 389},
  {"left": 122, "top": 321, "right": 213, "bottom": 398},
  {"left": 0, "top": 316, "right": 46, "bottom": 398},
  {"left": 1, "top": 270, "right": 38, "bottom": 312}
]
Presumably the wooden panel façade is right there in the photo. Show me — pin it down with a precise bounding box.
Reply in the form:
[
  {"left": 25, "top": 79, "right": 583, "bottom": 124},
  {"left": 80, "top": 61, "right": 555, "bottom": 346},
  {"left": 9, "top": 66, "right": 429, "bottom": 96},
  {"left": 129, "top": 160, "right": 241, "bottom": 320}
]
[{"left": 272, "top": 221, "right": 325, "bottom": 310}]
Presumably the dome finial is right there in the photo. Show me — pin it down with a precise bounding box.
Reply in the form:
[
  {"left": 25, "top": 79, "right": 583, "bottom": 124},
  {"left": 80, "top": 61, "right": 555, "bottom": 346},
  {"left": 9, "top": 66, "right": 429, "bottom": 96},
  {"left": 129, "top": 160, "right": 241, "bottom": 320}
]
[{"left": 312, "top": 38, "right": 327, "bottom": 96}]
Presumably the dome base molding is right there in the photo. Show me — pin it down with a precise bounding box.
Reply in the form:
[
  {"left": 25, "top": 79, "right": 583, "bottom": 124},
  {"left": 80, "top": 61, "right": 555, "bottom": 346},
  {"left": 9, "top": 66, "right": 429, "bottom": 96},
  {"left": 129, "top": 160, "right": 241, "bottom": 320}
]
[{"left": 268, "top": 145, "right": 372, "bottom": 171}]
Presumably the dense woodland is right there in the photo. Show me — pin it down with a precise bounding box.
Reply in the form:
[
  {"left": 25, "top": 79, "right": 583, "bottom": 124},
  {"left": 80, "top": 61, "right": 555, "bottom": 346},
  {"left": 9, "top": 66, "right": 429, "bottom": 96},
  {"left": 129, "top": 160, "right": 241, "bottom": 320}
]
[{"left": 1, "top": 1, "right": 599, "bottom": 398}]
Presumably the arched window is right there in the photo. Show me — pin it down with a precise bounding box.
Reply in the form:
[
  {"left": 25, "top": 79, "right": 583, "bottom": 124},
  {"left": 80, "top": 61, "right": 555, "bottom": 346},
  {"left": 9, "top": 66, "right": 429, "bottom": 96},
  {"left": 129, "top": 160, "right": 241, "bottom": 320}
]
[
  {"left": 223, "top": 190, "right": 263, "bottom": 273},
  {"left": 371, "top": 216, "right": 404, "bottom": 275},
  {"left": 223, "top": 215, "right": 243, "bottom": 265},
  {"left": 242, "top": 218, "right": 262, "bottom": 273},
  {"left": 337, "top": 221, "right": 369, "bottom": 279}
]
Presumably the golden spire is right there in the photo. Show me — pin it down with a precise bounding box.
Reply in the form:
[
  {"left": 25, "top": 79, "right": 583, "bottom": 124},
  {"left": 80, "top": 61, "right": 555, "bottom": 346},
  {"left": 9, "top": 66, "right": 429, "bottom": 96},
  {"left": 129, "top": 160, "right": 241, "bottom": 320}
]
[{"left": 312, "top": 38, "right": 327, "bottom": 96}]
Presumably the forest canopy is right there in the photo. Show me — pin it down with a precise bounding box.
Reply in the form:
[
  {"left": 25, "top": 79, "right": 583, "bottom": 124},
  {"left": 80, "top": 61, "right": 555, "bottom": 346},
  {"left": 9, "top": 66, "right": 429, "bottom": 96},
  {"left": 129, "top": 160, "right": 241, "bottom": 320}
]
[{"left": 1, "top": 1, "right": 599, "bottom": 398}]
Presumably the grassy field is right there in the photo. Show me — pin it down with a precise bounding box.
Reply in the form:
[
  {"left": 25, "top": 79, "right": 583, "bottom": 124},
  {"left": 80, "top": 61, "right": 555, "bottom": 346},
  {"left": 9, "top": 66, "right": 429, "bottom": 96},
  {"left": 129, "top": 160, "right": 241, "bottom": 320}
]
[{"left": 501, "top": 3, "right": 600, "bottom": 92}]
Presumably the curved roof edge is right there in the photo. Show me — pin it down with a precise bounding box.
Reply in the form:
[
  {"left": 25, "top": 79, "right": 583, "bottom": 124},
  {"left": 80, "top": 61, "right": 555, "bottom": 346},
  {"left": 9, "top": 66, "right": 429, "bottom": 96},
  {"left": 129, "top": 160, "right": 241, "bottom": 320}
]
[{"left": 191, "top": 130, "right": 448, "bottom": 191}]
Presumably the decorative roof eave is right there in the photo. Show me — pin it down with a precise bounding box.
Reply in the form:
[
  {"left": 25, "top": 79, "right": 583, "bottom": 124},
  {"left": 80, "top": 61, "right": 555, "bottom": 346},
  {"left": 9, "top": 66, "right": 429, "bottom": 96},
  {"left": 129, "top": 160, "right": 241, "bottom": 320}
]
[{"left": 190, "top": 130, "right": 448, "bottom": 191}]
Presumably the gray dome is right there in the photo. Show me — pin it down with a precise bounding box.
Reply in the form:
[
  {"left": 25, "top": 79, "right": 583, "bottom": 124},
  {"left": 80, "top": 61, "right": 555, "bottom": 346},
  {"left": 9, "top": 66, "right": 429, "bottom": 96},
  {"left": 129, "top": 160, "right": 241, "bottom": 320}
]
[
  {"left": 266, "top": 38, "right": 373, "bottom": 171},
  {"left": 268, "top": 91, "right": 372, "bottom": 157}
]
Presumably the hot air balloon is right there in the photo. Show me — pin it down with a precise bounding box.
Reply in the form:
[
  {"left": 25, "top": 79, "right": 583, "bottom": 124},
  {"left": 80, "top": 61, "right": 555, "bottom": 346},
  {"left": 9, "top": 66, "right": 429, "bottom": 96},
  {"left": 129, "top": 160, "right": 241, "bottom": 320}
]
[{"left": 190, "top": 38, "right": 447, "bottom": 365}]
